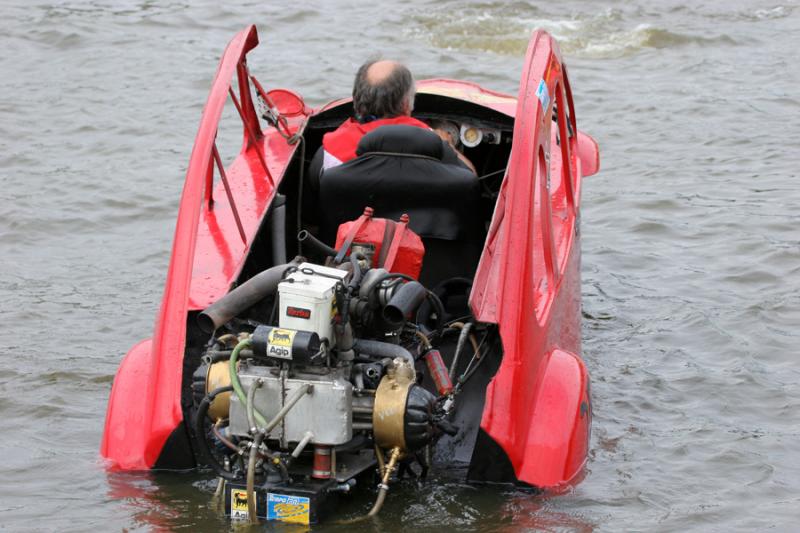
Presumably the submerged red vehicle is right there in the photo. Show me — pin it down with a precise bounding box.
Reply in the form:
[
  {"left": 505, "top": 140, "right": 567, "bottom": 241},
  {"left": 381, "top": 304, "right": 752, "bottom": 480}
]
[{"left": 101, "top": 25, "right": 599, "bottom": 524}]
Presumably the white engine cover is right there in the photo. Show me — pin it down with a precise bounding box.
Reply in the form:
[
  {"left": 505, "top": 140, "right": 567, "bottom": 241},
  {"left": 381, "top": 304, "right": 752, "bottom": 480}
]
[{"left": 278, "top": 262, "right": 347, "bottom": 346}]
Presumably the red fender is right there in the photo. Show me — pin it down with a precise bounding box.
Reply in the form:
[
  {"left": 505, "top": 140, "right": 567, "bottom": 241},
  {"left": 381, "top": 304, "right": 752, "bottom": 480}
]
[
  {"left": 520, "top": 349, "right": 591, "bottom": 488},
  {"left": 576, "top": 131, "right": 600, "bottom": 177},
  {"left": 470, "top": 30, "right": 593, "bottom": 489},
  {"left": 100, "top": 339, "right": 159, "bottom": 469}
]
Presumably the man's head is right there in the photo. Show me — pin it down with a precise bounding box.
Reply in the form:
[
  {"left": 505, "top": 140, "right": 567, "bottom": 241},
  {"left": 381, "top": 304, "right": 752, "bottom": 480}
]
[{"left": 352, "top": 59, "right": 415, "bottom": 122}]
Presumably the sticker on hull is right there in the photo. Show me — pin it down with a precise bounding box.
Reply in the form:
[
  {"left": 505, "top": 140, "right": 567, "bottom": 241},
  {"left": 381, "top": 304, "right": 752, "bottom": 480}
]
[
  {"left": 230, "top": 488, "right": 254, "bottom": 520},
  {"left": 536, "top": 79, "right": 551, "bottom": 113},
  {"left": 267, "top": 493, "right": 310, "bottom": 525}
]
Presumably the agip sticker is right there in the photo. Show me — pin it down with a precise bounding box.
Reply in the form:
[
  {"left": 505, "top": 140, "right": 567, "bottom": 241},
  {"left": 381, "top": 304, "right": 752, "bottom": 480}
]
[
  {"left": 230, "top": 488, "right": 253, "bottom": 520},
  {"left": 266, "top": 328, "right": 296, "bottom": 360},
  {"left": 267, "top": 493, "right": 310, "bottom": 525}
]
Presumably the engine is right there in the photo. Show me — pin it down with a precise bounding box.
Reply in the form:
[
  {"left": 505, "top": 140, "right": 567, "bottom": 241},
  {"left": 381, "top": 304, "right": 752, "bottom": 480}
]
[{"left": 190, "top": 213, "right": 465, "bottom": 524}]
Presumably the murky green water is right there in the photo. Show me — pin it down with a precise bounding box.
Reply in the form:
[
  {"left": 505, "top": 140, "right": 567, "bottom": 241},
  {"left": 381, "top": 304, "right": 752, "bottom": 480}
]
[{"left": 1, "top": 1, "right": 798, "bottom": 531}]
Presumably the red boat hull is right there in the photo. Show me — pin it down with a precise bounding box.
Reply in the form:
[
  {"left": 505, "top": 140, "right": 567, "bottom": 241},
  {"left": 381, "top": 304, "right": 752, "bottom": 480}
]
[{"left": 101, "top": 25, "right": 599, "bottom": 490}]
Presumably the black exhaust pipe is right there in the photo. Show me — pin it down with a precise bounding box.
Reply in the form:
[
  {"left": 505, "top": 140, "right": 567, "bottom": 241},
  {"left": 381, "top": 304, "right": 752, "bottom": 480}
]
[
  {"left": 382, "top": 281, "right": 427, "bottom": 329},
  {"left": 197, "top": 257, "right": 302, "bottom": 333}
]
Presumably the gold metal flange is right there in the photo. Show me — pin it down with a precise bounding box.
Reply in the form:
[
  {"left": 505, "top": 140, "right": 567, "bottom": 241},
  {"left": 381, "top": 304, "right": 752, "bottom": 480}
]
[{"left": 372, "top": 357, "right": 416, "bottom": 450}]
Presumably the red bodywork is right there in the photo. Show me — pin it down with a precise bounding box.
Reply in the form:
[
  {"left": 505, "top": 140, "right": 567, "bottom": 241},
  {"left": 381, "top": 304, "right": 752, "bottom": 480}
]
[{"left": 101, "top": 25, "right": 599, "bottom": 488}]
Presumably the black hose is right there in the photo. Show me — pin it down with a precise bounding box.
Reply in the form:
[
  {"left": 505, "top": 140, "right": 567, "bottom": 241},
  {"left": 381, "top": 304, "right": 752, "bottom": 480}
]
[
  {"left": 194, "top": 385, "right": 240, "bottom": 481},
  {"left": 198, "top": 259, "right": 301, "bottom": 333},
  {"left": 348, "top": 252, "right": 365, "bottom": 291},
  {"left": 425, "top": 290, "right": 446, "bottom": 338},
  {"left": 297, "top": 229, "right": 337, "bottom": 257},
  {"left": 296, "top": 136, "right": 306, "bottom": 255},
  {"left": 383, "top": 281, "right": 427, "bottom": 328},
  {"left": 353, "top": 338, "right": 415, "bottom": 365},
  {"left": 269, "top": 194, "right": 287, "bottom": 265},
  {"left": 365, "top": 272, "right": 417, "bottom": 313}
]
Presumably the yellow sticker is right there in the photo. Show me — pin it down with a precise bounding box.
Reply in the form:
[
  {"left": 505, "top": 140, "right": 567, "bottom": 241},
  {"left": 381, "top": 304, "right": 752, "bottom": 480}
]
[
  {"left": 266, "top": 328, "right": 295, "bottom": 359},
  {"left": 230, "top": 488, "right": 254, "bottom": 520},
  {"left": 267, "top": 493, "right": 310, "bottom": 525},
  {"left": 268, "top": 328, "right": 296, "bottom": 347}
]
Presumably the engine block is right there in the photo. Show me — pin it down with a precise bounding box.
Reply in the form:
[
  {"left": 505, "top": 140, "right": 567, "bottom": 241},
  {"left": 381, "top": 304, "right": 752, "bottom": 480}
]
[{"left": 229, "top": 361, "right": 353, "bottom": 446}]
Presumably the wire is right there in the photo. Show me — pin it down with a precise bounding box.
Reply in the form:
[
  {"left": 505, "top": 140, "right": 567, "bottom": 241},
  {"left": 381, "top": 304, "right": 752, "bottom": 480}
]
[{"left": 295, "top": 136, "right": 306, "bottom": 255}]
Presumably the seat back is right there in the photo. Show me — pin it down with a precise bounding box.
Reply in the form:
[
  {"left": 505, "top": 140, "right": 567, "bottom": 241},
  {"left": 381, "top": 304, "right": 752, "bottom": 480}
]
[{"left": 319, "top": 125, "right": 484, "bottom": 285}]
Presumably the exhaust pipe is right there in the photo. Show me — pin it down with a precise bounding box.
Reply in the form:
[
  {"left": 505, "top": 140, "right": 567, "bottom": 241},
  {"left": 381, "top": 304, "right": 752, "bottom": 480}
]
[
  {"left": 382, "top": 281, "right": 427, "bottom": 329},
  {"left": 197, "top": 257, "right": 302, "bottom": 333}
]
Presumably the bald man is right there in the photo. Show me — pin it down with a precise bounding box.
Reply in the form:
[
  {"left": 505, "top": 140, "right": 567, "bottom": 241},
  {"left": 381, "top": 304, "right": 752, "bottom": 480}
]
[
  {"left": 321, "top": 59, "right": 428, "bottom": 170},
  {"left": 321, "top": 59, "right": 475, "bottom": 173}
]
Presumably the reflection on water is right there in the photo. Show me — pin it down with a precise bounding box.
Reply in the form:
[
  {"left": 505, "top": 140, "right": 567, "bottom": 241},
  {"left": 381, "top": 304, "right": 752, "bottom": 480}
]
[{"left": 1, "top": 0, "right": 798, "bottom": 531}]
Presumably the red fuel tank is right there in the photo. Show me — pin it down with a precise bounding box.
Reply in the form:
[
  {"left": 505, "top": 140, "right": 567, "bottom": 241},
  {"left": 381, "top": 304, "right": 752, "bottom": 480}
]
[{"left": 334, "top": 207, "right": 425, "bottom": 279}]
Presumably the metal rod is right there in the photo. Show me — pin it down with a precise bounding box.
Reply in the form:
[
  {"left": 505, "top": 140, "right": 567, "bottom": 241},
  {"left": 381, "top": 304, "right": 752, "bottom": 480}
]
[
  {"left": 352, "top": 422, "right": 373, "bottom": 431},
  {"left": 204, "top": 156, "right": 214, "bottom": 207},
  {"left": 260, "top": 383, "right": 313, "bottom": 436},
  {"left": 249, "top": 73, "right": 293, "bottom": 139},
  {"left": 228, "top": 86, "right": 273, "bottom": 184},
  {"left": 291, "top": 431, "right": 315, "bottom": 459},
  {"left": 246, "top": 378, "right": 263, "bottom": 434},
  {"left": 212, "top": 142, "right": 247, "bottom": 244}
]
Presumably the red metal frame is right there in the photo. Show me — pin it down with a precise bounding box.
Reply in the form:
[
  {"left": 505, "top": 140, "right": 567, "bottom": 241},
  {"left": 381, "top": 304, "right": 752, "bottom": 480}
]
[{"left": 102, "top": 26, "right": 599, "bottom": 488}]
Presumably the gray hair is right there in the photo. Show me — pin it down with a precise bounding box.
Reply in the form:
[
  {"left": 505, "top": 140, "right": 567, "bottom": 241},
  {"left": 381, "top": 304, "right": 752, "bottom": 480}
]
[{"left": 352, "top": 60, "right": 415, "bottom": 121}]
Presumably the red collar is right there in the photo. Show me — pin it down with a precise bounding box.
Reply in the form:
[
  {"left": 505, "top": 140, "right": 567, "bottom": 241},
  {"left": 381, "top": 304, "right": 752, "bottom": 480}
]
[{"left": 323, "top": 116, "right": 430, "bottom": 163}]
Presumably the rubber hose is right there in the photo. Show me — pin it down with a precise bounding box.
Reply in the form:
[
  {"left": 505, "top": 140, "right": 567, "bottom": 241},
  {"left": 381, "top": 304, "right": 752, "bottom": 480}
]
[
  {"left": 383, "top": 281, "right": 427, "bottom": 328},
  {"left": 450, "top": 322, "right": 473, "bottom": 380},
  {"left": 349, "top": 252, "right": 364, "bottom": 290},
  {"left": 366, "top": 488, "right": 388, "bottom": 518},
  {"left": 246, "top": 378, "right": 262, "bottom": 433},
  {"left": 229, "top": 339, "right": 268, "bottom": 427},
  {"left": 212, "top": 420, "right": 239, "bottom": 453},
  {"left": 425, "top": 290, "right": 446, "bottom": 338},
  {"left": 247, "top": 432, "right": 263, "bottom": 524},
  {"left": 337, "top": 447, "right": 400, "bottom": 524},
  {"left": 269, "top": 194, "right": 287, "bottom": 265},
  {"left": 194, "top": 385, "right": 239, "bottom": 481},
  {"left": 352, "top": 338, "right": 415, "bottom": 365},
  {"left": 198, "top": 259, "right": 301, "bottom": 333},
  {"left": 297, "top": 229, "right": 337, "bottom": 257}
]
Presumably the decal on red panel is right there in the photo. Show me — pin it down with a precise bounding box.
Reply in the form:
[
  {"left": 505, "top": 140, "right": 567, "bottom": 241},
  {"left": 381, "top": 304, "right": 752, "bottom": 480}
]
[{"left": 536, "top": 79, "right": 551, "bottom": 113}]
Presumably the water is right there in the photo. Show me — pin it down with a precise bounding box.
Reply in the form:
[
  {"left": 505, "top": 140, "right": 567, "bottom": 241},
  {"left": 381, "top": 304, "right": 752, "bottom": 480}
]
[{"left": 1, "top": 1, "right": 798, "bottom": 530}]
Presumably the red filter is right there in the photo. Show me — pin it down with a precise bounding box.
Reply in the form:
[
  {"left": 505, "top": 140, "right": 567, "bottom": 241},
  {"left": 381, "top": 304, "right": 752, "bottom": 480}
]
[{"left": 424, "top": 349, "right": 453, "bottom": 396}]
